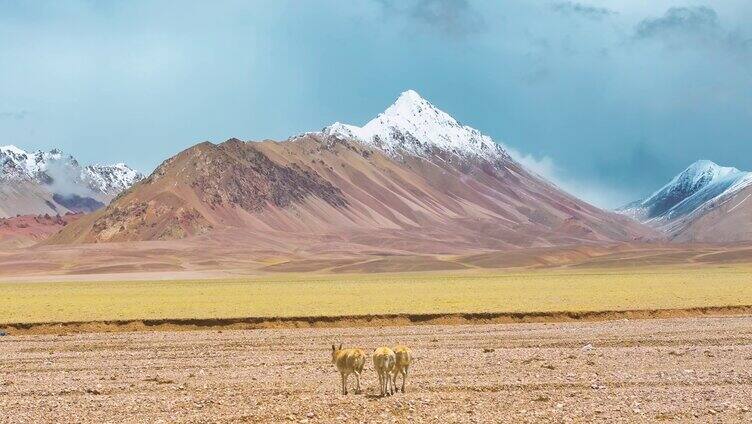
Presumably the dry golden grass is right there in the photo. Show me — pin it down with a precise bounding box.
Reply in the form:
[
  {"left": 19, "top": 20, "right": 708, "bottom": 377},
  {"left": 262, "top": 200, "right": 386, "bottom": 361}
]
[{"left": 2, "top": 265, "right": 752, "bottom": 324}]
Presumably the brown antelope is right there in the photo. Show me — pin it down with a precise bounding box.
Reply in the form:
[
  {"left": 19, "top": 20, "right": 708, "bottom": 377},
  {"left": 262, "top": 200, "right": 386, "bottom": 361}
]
[
  {"left": 391, "top": 345, "right": 412, "bottom": 393},
  {"left": 331, "top": 344, "right": 366, "bottom": 395},
  {"left": 372, "top": 347, "right": 396, "bottom": 396}
]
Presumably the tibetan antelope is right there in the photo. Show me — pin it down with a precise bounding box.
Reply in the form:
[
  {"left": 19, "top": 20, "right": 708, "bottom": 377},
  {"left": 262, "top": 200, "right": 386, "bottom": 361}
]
[
  {"left": 372, "top": 347, "right": 396, "bottom": 396},
  {"left": 391, "top": 345, "right": 412, "bottom": 393},
  {"left": 331, "top": 344, "right": 366, "bottom": 395}
]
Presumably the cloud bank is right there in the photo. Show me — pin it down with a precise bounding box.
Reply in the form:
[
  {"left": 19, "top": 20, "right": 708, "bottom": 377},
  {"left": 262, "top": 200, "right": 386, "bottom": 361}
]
[
  {"left": 552, "top": 2, "right": 615, "bottom": 20},
  {"left": 375, "top": 0, "right": 484, "bottom": 38}
]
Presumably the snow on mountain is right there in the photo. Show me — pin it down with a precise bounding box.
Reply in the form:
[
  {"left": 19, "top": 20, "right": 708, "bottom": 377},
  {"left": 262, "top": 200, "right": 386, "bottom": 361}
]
[
  {"left": 0, "top": 144, "right": 142, "bottom": 195},
  {"left": 0, "top": 146, "right": 73, "bottom": 181},
  {"left": 84, "top": 163, "right": 143, "bottom": 194},
  {"left": 618, "top": 160, "right": 752, "bottom": 224},
  {"left": 322, "top": 90, "right": 509, "bottom": 161}
]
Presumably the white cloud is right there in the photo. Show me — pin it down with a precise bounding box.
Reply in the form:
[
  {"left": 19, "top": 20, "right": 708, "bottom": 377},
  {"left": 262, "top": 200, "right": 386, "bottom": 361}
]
[{"left": 507, "top": 146, "right": 631, "bottom": 209}]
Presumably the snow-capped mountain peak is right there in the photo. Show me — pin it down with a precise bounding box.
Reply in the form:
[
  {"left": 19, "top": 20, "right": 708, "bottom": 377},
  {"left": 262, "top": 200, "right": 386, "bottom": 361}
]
[
  {"left": 618, "top": 159, "right": 752, "bottom": 224},
  {"left": 1, "top": 145, "right": 76, "bottom": 180},
  {"left": 1, "top": 145, "right": 142, "bottom": 195},
  {"left": 651, "top": 160, "right": 750, "bottom": 208},
  {"left": 677, "top": 160, "right": 742, "bottom": 187},
  {"left": 84, "top": 163, "right": 143, "bottom": 194},
  {"left": 322, "top": 90, "right": 508, "bottom": 161},
  {"left": 379, "top": 89, "right": 442, "bottom": 121}
]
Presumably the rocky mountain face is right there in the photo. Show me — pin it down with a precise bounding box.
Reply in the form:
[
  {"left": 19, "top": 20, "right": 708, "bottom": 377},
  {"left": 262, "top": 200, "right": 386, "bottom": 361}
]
[
  {"left": 618, "top": 160, "right": 752, "bottom": 241},
  {"left": 0, "top": 145, "right": 142, "bottom": 217},
  {"left": 48, "top": 91, "right": 655, "bottom": 252}
]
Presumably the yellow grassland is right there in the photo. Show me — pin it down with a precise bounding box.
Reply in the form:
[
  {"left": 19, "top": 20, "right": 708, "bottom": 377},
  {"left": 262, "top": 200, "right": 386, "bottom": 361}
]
[{"left": 2, "top": 265, "right": 752, "bottom": 324}]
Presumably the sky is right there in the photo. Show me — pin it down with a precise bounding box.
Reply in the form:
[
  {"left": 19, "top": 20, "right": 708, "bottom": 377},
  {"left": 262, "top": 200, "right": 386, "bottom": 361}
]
[{"left": 0, "top": 0, "right": 751, "bottom": 209}]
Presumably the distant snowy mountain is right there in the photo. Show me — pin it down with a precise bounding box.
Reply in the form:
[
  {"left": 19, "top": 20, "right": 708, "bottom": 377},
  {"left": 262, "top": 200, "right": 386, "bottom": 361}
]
[
  {"left": 0, "top": 146, "right": 71, "bottom": 181},
  {"left": 322, "top": 90, "right": 508, "bottom": 162},
  {"left": 0, "top": 145, "right": 143, "bottom": 217},
  {"left": 618, "top": 160, "right": 752, "bottom": 226},
  {"left": 83, "top": 163, "right": 143, "bottom": 194}
]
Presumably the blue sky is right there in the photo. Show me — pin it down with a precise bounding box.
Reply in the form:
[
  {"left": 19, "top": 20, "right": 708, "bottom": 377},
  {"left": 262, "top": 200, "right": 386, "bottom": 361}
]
[{"left": 1, "top": 1, "right": 751, "bottom": 208}]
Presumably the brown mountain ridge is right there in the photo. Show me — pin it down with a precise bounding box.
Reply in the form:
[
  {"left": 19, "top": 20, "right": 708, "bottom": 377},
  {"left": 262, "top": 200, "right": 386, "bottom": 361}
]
[{"left": 47, "top": 135, "right": 655, "bottom": 253}]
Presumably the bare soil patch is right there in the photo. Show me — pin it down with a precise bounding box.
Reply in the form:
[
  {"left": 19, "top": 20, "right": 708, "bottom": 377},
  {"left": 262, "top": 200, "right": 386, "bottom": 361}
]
[
  {"left": 2, "top": 317, "right": 752, "bottom": 422},
  {"left": 0, "top": 240, "right": 752, "bottom": 280}
]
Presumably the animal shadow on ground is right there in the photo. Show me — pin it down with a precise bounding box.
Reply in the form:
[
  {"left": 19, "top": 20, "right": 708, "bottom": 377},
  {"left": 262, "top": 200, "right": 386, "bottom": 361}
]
[
  {"left": 365, "top": 393, "right": 389, "bottom": 400},
  {"left": 365, "top": 389, "right": 402, "bottom": 400}
]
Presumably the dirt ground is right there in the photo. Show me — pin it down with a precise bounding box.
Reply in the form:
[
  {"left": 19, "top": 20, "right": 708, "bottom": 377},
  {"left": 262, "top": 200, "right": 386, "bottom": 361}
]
[
  {"left": 2, "top": 239, "right": 752, "bottom": 280},
  {"left": 2, "top": 316, "right": 752, "bottom": 423}
]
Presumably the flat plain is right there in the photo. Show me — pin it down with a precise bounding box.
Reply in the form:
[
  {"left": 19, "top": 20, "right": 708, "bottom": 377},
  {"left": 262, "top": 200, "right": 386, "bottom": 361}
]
[
  {"left": 3, "top": 244, "right": 752, "bottom": 422},
  {"left": 3, "top": 265, "right": 752, "bottom": 327},
  {"left": 3, "top": 316, "right": 752, "bottom": 423}
]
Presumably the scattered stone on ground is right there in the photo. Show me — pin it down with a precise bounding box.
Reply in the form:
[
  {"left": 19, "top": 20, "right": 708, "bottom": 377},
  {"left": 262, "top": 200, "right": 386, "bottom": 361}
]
[{"left": 1, "top": 317, "right": 752, "bottom": 422}]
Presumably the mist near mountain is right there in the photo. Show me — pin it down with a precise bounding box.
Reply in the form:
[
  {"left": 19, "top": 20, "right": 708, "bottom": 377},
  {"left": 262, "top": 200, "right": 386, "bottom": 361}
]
[{"left": 0, "top": 146, "right": 142, "bottom": 217}]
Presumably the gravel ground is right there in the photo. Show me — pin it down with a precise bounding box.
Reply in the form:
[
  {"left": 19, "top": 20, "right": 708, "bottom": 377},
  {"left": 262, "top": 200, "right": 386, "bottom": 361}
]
[{"left": 2, "top": 316, "right": 752, "bottom": 423}]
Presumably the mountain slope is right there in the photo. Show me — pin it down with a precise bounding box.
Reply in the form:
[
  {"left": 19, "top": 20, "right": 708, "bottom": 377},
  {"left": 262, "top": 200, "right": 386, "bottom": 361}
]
[
  {"left": 0, "top": 212, "right": 82, "bottom": 248},
  {"left": 618, "top": 160, "right": 752, "bottom": 241},
  {"left": 49, "top": 139, "right": 348, "bottom": 243},
  {"left": 0, "top": 145, "right": 143, "bottom": 217},
  {"left": 48, "top": 91, "right": 655, "bottom": 253},
  {"left": 669, "top": 184, "right": 752, "bottom": 242}
]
